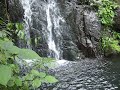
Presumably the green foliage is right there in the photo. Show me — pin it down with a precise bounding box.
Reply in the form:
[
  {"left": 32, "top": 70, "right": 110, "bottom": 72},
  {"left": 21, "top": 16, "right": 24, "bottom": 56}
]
[
  {"left": 6, "top": 22, "right": 25, "bottom": 39},
  {"left": 0, "top": 39, "right": 58, "bottom": 89},
  {"left": 102, "top": 31, "right": 120, "bottom": 55},
  {"left": 15, "top": 23, "right": 24, "bottom": 30},
  {"left": 32, "top": 78, "right": 42, "bottom": 88},
  {"left": 91, "top": 0, "right": 120, "bottom": 55},
  {"left": 0, "top": 18, "right": 58, "bottom": 89},
  {"left": 44, "top": 75, "right": 58, "bottom": 83},
  {"left": 18, "top": 49, "right": 41, "bottom": 60},
  {"left": 22, "top": 69, "right": 58, "bottom": 89},
  {"left": 0, "top": 18, "right": 25, "bottom": 40},
  {"left": 0, "top": 65, "right": 12, "bottom": 86},
  {"left": 35, "top": 36, "right": 41, "bottom": 45},
  {"left": 91, "top": 0, "right": 119, "bottom": 26}
]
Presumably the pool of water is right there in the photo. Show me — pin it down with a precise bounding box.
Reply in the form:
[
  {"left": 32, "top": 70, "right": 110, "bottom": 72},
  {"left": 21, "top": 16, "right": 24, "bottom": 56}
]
[{"left": 40, "top": 57, "right": 120, "bottom": 90}]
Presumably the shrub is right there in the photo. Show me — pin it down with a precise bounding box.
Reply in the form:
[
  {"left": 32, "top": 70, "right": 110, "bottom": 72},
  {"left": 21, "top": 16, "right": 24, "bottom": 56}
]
[{"left": 0, "top": 18, "right": 58, "bottom": 90}]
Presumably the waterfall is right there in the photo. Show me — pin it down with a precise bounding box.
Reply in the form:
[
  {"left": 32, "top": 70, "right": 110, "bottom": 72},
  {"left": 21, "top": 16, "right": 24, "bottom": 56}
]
[
  {"left": 21, "top": 0, "right": 66, "bottom": 60},
  {"left": 20, "top": 0, "right": 33, "bottom": 49},
  {"left": 46, "top": 0, "right": 65, "bottom": 60}
]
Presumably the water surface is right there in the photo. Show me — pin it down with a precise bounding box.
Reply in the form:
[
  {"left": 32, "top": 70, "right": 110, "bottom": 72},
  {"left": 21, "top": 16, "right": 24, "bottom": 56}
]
[{"left": 40, "top": 57, "right": 120, "bottom": 90}]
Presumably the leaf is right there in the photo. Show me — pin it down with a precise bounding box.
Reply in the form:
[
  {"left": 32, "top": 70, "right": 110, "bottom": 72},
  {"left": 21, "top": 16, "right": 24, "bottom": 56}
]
[
  {"left": 0, "top": 52, "right": 6, "bottom": 63},
  {"left": 7, "top": 23, "right": 14, "bottom": 30},
  {"left": 15, "top": 77, "right": 22, "bottom": 86},
  {"left": 42, "top": 58, "right": 56, "bottom": 68},
  {"left": 15, "top": 23, "right": 24, "bottom": 30},
  {"left": 7, "top": 80, "right": 15, "bottom": 87},
  {"left": 0, "top": 40, "right": 14, "bottom": 50},
  {"left": 0, "top": 65, "right": 12, "bottom": 86},
  {"left": 24, "top": 74, "right": 34, "bottom": 81},
  {"left": 23, "top": 81, "right": 29, "bottom": 90},
  {"left": 7, "top": 77, "right": 15, "bottom": 87},
  {"left": 35, "top": 38, "right": 37, "bottom": 44},
  {"left": 32, "top": 78, "right": 41, "bottom": 88},
  {"left": 17, "top": 31, "right": 25, "bottom": 39},
  {"left": 18, "top": 49, "right": 41, "bottom": 60},
  {"left": 44, "top": 75, "right": 58, "bottom": 83},
  {"left": 31, "top": 70, "right": 40, "bottom": 76},
  {"left": 31, "top": 70, "right": 46, "bottom": 78},
  {"left": 39, "top": 72, "right": 46, "bottom": 78},
  {"left": 0, "top": 20, "right": 3, "bottom": 24},
  {"left": 6, "top": 46, "right": 20, "bottom": 55}
]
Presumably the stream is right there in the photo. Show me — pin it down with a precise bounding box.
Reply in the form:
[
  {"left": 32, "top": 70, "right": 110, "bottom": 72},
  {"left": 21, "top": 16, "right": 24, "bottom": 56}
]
[{"left": 40, "top": 57, "right": 120, "bottom": 90}]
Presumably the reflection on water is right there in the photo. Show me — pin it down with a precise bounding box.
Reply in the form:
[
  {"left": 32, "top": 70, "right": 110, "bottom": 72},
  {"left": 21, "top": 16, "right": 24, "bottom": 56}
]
[{"left": 40, "top": 57, "right": 120, "bottom": 90}]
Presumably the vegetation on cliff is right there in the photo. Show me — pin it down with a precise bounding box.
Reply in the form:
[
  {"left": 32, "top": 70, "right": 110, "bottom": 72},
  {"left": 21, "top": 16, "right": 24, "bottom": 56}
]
[{"left": 91, "top": 0, "right": 120, "bottom": 56}]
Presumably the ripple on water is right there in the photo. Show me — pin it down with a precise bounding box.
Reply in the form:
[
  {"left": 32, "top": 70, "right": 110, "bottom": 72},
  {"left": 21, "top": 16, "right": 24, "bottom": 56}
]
[{"left": 40, "top": 58, "right": 120, "bottom": 90}]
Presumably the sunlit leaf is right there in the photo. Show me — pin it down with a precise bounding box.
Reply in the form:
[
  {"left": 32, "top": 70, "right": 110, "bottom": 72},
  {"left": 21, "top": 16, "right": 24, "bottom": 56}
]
[
  {"left": 31, "top": 70, "right": 40, "bottom": 76},
  {"left": 15, "top": 23, "right": 24, "bottom": 30},
  {"left": 0, "top": 65, "right": 12, "bottom": 86},
  {"left": 32, "top": 78, "right": 41, "bottom": 88},
  {"left": 24, "top": 74, "right": 34, "bottom": 81},
  {"left": 44, "top": 75, "right": 58, "bottom": 83},
  {"left": 7, "top": 23, "right": 14, "bottom": 30},
  {"left": 15, "top": 77, "right": 22, "bottom": 86},
  {"left": 39, "top": 72, "right": 46, "bottom": 78},
  {"left": 18, "top": 49, "right": 41, "bottom": 60}
]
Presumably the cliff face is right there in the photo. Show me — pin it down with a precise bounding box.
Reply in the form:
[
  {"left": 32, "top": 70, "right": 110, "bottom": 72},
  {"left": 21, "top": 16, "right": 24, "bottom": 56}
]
[
  {"left": 2, "top": 0, "right": 102, "bottom": 60},
  {"left": 0, "top": 0, "right": 7, "bottom": 19},
  {"left": 0, "top": 0, "right": 24, "bottom": 22},
  {"left": 114, "top": 8, "right": 120, "bottom": 32},
  {"left": 0, "top": 0, "right": 101, "bottom": 60},
  {"left": 58, "top": 0, "right": 101, "bottom": 57},
  {"left": 7, "top": 0, "right": 24, "bottom": 22}
]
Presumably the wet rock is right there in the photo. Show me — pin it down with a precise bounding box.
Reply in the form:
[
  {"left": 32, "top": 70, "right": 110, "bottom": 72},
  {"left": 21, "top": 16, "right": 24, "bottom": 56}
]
[
  {"left": 7, "top": 0, "right": 24, "bottom": 22},
  {"left": 0, "top": 0, "right": 6, "bottom": 19},
  {"left": 60, "top": 2, "right": 101, "bottom": 58},
  {"left": 83, "top": 8, "right": 101, "bottom": 57},
  {"left": 114, "top": 8, "right": 120, "bottom": 32},
  {"left": 8, "top": 0, "right": 101, "bottom": 59},
  {"left": 30, "top": 0, "right": 49, "bottom": 57}
]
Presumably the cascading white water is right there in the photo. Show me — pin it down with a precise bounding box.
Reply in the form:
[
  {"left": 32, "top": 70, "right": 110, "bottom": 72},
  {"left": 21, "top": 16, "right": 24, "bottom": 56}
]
[
  {"left": 46, "top": 0, "right": 65, "bottom": 60},
  {"left": 20, "top": 0, "right": 33, "bottom": 49},
  {"left": 21, "top": 0, "right": 65, "bottom": 60}
]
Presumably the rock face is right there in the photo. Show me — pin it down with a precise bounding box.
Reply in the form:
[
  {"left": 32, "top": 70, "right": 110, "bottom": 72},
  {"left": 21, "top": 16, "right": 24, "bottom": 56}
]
[
  {"left": 5, "top": 0, "right": 101, "bottom": 60},
  {"left": 0, "top": 0, "right": 6, "bottom": 19},
  {"left": 0, "top": 0, "right": 24, "bottom": 22},
  {"left": 114, "top": 8, "right": 120, "bottom": 32},
  {"left": 30, "top": 0, "right": 48, "bottom": 57},
  {"left": 7, "top": 0, "right": 24, "bottom": 22},
  {"left": 26, "top": 0, "right": 101, "bottom": 59},
  {"left": 58, "top": 1, "right": 101, "bottom": 57}
]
